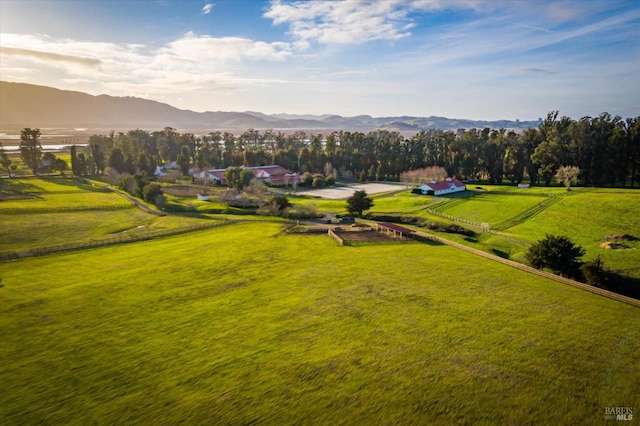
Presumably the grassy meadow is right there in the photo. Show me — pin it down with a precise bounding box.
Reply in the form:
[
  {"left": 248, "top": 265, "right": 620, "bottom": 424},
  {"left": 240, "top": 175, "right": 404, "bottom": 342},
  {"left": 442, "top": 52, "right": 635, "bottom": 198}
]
[
  {"left": 1, "top": 176, "right": 640, "bottom": 424},
  {"left": 1, "top": 222, "right": 639, "bottom": 424}
]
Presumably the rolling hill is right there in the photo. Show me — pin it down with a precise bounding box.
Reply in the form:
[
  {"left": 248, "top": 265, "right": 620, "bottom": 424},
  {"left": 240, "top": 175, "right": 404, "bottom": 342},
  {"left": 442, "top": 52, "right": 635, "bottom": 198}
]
[{"left": 0, "top": 81, "right": 541, "bottom": 132}]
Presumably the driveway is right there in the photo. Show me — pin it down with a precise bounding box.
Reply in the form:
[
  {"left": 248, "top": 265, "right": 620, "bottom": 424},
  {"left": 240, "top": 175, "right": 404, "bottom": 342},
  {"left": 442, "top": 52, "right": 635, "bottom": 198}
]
[{"left": 297, "top": 182, "right": 405, "bottom": 199}]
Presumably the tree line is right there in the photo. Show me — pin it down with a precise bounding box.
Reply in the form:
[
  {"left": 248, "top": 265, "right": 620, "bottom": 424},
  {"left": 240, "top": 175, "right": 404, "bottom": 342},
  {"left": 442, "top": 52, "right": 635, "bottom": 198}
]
[{"left": 5, "top": 111, "right": 639, "bottom": 187}]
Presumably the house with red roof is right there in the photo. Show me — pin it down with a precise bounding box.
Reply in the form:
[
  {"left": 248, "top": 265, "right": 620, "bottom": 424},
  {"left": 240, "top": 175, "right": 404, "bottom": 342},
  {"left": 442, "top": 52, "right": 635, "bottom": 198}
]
[
  {"left": 193, "top": 165, "right": 301, "bottom": 187},
  {"left": 417, "top": 178, "right": 466, "bottom": 196}
]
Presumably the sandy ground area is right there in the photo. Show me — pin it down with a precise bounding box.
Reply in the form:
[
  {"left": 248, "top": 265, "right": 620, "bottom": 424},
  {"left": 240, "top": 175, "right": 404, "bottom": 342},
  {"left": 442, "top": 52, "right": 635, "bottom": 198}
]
[{"left": 297, "top": 182, "right": 405, "bottom": 199}]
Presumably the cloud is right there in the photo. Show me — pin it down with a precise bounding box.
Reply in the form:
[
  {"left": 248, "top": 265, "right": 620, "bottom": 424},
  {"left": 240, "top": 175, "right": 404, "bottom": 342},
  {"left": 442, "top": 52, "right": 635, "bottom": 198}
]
[
  {"left": 264, "top": 0, "right": 418, "bottom": 45},
  {"left": 0, "top": 32, "right": 297, "bottom": 112},
  {"left": 0, "top": 46, "right": 101, "bottom": 67},
  {"left": 161, "top": 32, "right": 294, "bottom": 62},
  {"left": 201, "top": 3, "right": 214, "bottom": 15},
  {"left": 262, "top": 0, "right": 506, "bottom": 46}
]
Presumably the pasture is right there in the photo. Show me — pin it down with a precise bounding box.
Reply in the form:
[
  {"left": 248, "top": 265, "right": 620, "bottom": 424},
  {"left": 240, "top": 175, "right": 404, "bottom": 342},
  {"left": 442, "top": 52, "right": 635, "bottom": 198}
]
[
  {"left": 1, "top": 222, "right": 639, "bottom": 424},
  {"left": 1, "top": 176, "right": 640, "bottom": 423}
]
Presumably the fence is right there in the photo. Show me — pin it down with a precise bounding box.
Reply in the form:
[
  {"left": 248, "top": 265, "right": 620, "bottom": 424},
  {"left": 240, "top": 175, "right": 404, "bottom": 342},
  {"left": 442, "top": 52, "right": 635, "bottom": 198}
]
[
  {"left": 0, "top": 219, "right": 235, "bottom": 261},
  {"left": 327, "top": 229, "right": 345, "bottom": 245},
  {"left": 425, "top": 208, "right": 484, "bottom": 230},
  {"left": 414, "top": 230, "right": 640, "bottom": 308}
]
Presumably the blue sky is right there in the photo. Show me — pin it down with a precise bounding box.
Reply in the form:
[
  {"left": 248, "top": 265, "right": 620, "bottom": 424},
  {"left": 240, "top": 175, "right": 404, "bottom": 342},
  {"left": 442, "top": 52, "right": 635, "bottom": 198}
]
[{"left": 1, "top": 0, "right": 638, "bottom": 120}]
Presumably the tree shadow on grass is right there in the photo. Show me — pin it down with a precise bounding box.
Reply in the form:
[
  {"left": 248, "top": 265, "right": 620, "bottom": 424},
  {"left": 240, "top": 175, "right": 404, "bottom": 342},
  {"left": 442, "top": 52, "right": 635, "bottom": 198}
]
[
  {"left": 410, "top": 235, "right": 445, "bottom": 246},
  {"left": 491, "top": 248, "right": 510, "bottom": 259}
]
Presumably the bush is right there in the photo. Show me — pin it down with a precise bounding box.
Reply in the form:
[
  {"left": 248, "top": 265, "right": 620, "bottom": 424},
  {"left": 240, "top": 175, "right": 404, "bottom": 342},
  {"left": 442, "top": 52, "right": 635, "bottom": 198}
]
[
  {"left": 301, "top": 172, "right": 313, "bottom": 186},
  {"left": 143, "top": 183, "right": 163, "bottom": 203},
  {"left": 425, "top": 222, "right": 476, "bottom": 237},
  {"left": 286, "top": 203, "right": 321, "bottom": 219},
  {"left": 312, "top": 176, "right": 326, "bottom": 187},
  {"left": 325, "top": 174, "right": 335, "bottom": 186},
  {"left": 270, "top": 195, "right": 291, "bottom": 211}
]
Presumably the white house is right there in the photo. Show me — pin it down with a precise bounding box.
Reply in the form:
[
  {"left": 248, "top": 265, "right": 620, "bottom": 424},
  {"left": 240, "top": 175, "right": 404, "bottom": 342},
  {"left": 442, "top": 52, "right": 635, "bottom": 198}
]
[{"left": 417, "top": 178, "right": 466, "bottom": 196}]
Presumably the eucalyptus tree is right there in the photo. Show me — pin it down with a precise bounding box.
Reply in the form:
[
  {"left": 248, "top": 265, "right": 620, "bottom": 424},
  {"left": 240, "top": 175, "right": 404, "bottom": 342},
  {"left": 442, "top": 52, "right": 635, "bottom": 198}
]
[{"left": 19, "top": 128, "right": 42, "bottom": 175}]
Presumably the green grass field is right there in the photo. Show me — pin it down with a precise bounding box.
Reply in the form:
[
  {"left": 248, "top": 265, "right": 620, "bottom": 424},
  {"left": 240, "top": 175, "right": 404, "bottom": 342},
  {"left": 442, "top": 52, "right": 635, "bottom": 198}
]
[
  {"left": 1, "top": 177, "right": 639, "bottom": 423},
  {"left": 1, "top": 222, "right": 639, "bottom": 424}
]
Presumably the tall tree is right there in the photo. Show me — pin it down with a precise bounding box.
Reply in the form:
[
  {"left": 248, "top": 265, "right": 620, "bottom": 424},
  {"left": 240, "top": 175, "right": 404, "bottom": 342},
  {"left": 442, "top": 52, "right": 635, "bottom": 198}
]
[
  {"left": 70, "top": 145, "right": 79, "bottom": 175},
  {"left": 109, "top": 148, "right": 126, "bottom": 174},
  {"left": 177, "top": 145, "right": 191, "bottom": 176},
  {"left": 346, "top": 190, "right": 374, "bottom": 218},
  {"left": 19, "top": 128, "right": 42, "bottom": 175}
]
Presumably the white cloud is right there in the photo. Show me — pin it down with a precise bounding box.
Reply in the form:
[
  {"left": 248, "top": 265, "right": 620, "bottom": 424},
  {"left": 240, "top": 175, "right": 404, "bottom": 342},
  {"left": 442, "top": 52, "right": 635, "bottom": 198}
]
[
  {"left": 264, "top": 0, "right": 416, "bottom": 45},
  {"left": 0, "top": 46, "right": 101, "bottom": 67},
  {"left": 0, "top": 31, "right": 298, "bottom": 112},
  {"left": 201, "top": 3, "right": 214, "bottom": 15}
]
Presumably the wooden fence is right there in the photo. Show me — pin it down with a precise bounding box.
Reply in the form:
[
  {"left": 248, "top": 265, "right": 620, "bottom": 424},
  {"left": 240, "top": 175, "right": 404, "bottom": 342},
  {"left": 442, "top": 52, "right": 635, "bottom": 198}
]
[{"left": 414, "top": 230, "right": 640, "bottom": 308}]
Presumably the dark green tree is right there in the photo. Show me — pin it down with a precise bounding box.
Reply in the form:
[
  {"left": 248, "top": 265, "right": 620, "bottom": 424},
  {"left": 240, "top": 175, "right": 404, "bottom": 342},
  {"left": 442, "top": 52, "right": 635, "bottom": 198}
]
[
  {"left": 19, "top": 128, "right": 42, "bottom": 175},
  {"left": 109, "top": 148, "right": 126, "bottom": 173},
  {"left": 143, "top": 183, "right": 163, "bottom": 203},
  {"left": 239, "top": 168, "right": 255, "bottom": 189},
  {"left": 77, "top": 153, "right": 88, "bottom": 176},
  {"left": 89, "top": 139, "right": 107, "bottom": 174},
  {"left": 346, "top": 190, "right": 374, "bottom": 218},
  {"left": 177, "top": 145, "right": 191, "bottom": 176},
  {"left": 70, "top": 144, "right": 79, "bottom": 175},
  {"left": 526, "top": 234, "right": 585, "bottom": 278},
  {"left": 224, "top": 166, "right": 242, "bottom": 189}
]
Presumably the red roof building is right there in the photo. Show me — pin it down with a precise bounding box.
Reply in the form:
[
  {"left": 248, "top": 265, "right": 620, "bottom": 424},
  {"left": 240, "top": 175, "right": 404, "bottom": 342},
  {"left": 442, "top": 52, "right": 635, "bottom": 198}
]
[{"left": 417, "top": 178, "right": 466, "bottom": 196}]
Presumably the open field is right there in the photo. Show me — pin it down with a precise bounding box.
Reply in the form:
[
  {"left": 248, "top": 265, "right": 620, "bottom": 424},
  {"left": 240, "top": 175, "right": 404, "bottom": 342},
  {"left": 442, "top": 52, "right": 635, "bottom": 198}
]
[
  {"left": 1, "top": 222, "right": 639, "bottom": 424},
  {"left": 1, "top": 177, "right": 640, "bottom": 422}
]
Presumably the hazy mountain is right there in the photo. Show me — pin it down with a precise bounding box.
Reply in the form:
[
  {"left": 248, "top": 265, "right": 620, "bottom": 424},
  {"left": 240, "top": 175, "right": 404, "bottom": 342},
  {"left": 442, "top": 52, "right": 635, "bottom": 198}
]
[{"left": 0, "top": 81, "right": 541, "bottom": 132}]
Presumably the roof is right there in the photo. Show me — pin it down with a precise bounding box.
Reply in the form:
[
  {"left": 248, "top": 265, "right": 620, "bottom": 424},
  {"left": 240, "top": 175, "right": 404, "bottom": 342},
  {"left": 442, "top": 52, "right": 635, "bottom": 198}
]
[
  {"left": 267, "top": 173, "right": 302, "bottom": 185},
  {"left": 377, "top": 222, "right": 415, "bottom": 234},
  {"left": 421, "top": 179, "right": 465, "bottom": 191},
  {"left": 201, "top": 165, "right": 298, "bottom": 183}
]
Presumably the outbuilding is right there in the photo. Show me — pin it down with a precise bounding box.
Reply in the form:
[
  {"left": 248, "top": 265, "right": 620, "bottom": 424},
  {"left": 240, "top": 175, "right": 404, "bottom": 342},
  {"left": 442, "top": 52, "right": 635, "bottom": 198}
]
[{"left": 417, "top": 178, "right": 466, "bottom": 196}]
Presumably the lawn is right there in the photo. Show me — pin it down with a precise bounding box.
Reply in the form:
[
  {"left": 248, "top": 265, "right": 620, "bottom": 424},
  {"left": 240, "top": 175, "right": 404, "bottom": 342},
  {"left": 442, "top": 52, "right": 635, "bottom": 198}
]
[
  {"left": 0, "top": 209, "right": 213, "bottom": 254},
  {"left": 505, "top": 189, "right": 640, "bottom": 276},
  {"left": 431, "top": 191, "right": 549, "bottom": 225},
  {"left": 1, "top": 222, "right": 638, "bottom": 424}
]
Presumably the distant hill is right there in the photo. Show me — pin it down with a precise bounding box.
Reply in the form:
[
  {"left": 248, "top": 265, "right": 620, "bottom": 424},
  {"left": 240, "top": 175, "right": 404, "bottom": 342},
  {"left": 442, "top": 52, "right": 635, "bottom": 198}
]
[{"left": 0, "top": 81, "right": 541, "bottom": 132}]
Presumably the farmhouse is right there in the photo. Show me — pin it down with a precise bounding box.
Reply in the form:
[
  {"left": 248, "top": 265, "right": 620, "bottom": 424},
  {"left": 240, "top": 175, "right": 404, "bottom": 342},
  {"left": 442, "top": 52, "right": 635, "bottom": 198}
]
[
  {"left": 194, "top": 165, "right": 301, "bottom": 187},
  {"left": 252, "top": 165, "right": 302, "bottom": 186},
  {"left": 417, "top": 178, "right": 466, "bottom": 196}
]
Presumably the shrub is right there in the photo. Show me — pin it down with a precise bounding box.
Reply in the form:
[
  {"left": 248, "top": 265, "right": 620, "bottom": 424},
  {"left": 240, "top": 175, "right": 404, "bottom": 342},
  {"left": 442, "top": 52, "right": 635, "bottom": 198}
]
[
  {"left": 325, "top": 174, "right": 335, "bottom": 186},
  {"left": 143, "top": 183, "right": 163, "bottom": 203},
  {"left": 270, "top": 195, "right": 291, "bottom": 211},
  {"left": 425, "top": 222, "right": 476, "bottom": 237},
  {"left": 312, "top": 176, "right": 326, "bottom": 187},
  {"left": 301, "top": 172, "right": 313, "bottom": 186}
]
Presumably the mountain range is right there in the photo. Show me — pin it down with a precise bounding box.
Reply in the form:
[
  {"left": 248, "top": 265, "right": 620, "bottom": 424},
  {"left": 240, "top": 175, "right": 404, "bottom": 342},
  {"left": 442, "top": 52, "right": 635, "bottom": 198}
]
[{"left": 0, "top": 81, "right": 541, "bottom": 133}]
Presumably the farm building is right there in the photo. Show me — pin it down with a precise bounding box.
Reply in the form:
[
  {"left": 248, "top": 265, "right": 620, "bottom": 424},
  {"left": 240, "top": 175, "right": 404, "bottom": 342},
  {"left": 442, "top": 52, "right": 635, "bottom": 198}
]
[
  {"left": 417, "top": 178, "right": 466, "bottom": 196},
  {"left": 192, "top": 165, "right": 301, "bottom": 187}
]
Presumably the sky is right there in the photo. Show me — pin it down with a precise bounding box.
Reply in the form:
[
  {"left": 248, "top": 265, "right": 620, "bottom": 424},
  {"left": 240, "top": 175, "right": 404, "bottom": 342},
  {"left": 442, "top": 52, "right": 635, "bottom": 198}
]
[{"left": 0, "top": 0, "right": 638, "bottom": 120}]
